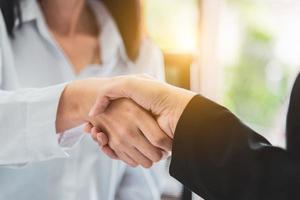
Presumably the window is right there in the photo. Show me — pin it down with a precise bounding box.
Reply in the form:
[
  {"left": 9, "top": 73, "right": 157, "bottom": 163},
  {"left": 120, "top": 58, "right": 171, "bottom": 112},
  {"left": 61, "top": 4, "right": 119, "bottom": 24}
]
[
  {"left": 218, "top": 0, "right": 300, "bottom": 141},
  {"left": 144, "top": 0, "right": 200, "bottom": 53},
  {"left": 145, "top": 0, "right": 200, "bottom": 90},
  {"left": 145, "top": 0, "right": 300, "bottom": 143}
]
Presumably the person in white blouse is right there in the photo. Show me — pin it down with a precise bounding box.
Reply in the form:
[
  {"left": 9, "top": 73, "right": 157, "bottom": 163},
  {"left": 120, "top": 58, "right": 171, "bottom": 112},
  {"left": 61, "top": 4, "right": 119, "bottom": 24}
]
[{"left": 0, "top": 0, "right": 172, "bottom": 199}]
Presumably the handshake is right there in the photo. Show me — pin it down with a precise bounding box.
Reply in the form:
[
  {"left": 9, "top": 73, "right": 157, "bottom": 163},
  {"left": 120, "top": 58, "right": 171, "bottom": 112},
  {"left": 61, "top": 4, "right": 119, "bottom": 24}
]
[
  {"left": 58, "top": 74, "right": 287, "bottom": 199},
  {"left": 57, "top": 75, "right": 195, "bottom": 168}
]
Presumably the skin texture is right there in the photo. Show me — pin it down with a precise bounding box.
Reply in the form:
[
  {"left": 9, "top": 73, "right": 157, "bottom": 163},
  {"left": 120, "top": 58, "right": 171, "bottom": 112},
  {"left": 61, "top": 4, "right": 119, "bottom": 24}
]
[
  {"left": 89, "top": 99, "right": 171, "bottom": 168},
  {"left": 56, "top": 78, "right": 173, "bottom": 167},
  {"left": 85, "top": 75, "right": 196, "bottom": 164},
  {"left": 39, "top": 0, "right": 100, "bottom": 73}
]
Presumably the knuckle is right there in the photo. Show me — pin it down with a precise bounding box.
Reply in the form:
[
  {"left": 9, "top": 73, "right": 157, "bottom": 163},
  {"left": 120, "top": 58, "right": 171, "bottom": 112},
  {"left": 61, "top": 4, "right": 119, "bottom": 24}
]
[
  {"left": 121, "top": 129, "right": 135, "bottom": 139},
  {"left": 142, "top": 161, "right": 153, "bottom": 169},
  {"left": 152, "top": 151, "right": 163, "bottom": 162},
  {"left": 101, "top": 134, "right": 109, "bottom": 145},
  {"left": 153, "top": 136, "right": 168, "bottom": 147},
  {"left": 127, "top": 132, "right": 136, "bottom": 139}
]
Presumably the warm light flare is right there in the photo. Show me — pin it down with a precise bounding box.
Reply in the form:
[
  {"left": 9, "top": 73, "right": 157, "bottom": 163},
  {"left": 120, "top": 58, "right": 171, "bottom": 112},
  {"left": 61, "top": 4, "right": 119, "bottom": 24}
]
[{"left": 145, "top": 0, "right": 199, "bottom": 53}]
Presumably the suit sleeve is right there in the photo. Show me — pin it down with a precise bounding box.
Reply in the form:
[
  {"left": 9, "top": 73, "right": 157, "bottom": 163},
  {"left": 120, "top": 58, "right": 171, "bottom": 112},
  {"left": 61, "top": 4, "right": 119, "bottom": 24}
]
[{"left": 169, "top": 95, "right": 300, "bottom": 200}]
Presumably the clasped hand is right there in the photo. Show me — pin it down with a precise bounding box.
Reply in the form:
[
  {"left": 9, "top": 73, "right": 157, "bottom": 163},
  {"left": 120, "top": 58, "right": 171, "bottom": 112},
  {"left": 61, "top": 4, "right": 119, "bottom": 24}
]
[
  {"left": 83, "top": 75, "right": 195, "bottom": 168},
  {"left": 86, "top": 98, "right": 172, "bottom": 168}
]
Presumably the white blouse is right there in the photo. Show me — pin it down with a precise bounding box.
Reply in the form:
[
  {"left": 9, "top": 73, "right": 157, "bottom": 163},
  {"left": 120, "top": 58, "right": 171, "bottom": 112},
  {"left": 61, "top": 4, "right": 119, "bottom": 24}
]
[{"left": 0, "top": 0, "right": 166, "bottom": 199}]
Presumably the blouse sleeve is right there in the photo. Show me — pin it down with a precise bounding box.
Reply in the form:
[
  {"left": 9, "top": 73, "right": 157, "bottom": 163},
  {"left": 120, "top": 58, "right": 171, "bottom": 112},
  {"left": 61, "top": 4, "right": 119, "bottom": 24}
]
[{"left": 0, "top": 11, "right": 69, "bottom": 166}]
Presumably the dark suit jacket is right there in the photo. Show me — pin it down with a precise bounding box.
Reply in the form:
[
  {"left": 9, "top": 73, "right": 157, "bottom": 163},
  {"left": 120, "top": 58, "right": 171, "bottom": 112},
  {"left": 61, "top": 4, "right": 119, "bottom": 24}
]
[{"left": 170, "top": 75, "right": 300, "bottom": 200}]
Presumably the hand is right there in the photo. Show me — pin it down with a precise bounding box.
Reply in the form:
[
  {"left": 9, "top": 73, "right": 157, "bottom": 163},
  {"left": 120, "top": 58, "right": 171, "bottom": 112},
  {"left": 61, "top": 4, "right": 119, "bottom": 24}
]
[
  {"left": 87, "top": 98, "right": 172, "bottom": 168},
  {"left": 56, "top": 78, "right": 114, "bottom": 132},
  {"left": 85, "top": 75, "right": 196, "bottom": 163},
  {"left": 57, "top": 77, "right": 133, "bottom": 132},
  {"left": 55, "top": 76, "right": 172, "bottom": 167}
]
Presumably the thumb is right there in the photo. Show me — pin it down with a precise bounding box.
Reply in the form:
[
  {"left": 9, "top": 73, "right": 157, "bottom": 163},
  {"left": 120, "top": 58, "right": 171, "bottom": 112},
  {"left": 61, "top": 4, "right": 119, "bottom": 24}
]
[
  {"left": 104, "top": 76, "right": 165, "bottom": 114},
  {"left": 88, "top": 95, "right": 110, "bottom": 117},
  {"left": 89, "top": 75, "right": 165, "bottom": 117}
]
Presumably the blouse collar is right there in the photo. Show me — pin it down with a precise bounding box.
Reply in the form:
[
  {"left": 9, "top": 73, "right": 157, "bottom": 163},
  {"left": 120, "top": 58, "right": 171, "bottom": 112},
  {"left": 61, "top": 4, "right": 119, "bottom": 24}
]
[{"left": 16, "top": 0, "right": 131, "bottom": 66}]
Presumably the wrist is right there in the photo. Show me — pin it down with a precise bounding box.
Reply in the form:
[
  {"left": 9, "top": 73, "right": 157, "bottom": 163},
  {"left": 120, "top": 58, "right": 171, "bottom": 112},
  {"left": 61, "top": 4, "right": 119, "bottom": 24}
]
[
  {"left": 169, "top": 89, "right": 196, "bottom": 134},
  {"left": 56, "top": 78, "right": 101, "bottom": 132}
]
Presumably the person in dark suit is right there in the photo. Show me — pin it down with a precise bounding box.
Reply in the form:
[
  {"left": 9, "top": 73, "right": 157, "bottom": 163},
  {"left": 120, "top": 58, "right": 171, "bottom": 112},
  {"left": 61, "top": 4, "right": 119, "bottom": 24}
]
[{"left": 86, "top": 74, "right": 300, "bottom": 200}]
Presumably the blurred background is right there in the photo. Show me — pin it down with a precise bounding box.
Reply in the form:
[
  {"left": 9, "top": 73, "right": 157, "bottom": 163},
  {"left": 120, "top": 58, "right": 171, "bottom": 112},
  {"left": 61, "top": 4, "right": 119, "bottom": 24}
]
[{"left": 143, "top": 0, "right": 300, "bottom": 199}]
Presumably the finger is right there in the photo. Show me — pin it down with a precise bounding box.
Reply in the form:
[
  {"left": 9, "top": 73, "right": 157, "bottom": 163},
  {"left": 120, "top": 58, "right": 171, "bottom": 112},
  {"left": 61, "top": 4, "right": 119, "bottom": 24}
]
[
  {"left": 91, "top": 127, "right": 99, "bottom": 143},
  {"left": 101, "top": 145, "right": 118, "bottom": 159},
  {"left": 89, "top": 95, "right": 110, "bottom": 117},
  {"left": 137, "top": 111, "right": 173, "bottom": 152},
  {"left": 115, "top": 150, "right": 138, "bottom": 167},
  {"left": 124, "top": 146, "right": 153, "bottom": 168},
  {"left": 102, "top": 109, "right": 165, "bottom": 163},
  {"left": 128, "top": 130, "right": 163, "bottom": 163},
  {"left": 95, "top": 114, "right": 156, "bottom": 164},
  {"left": 84, "top": 122, "right": 93, "bottom": 133},
  {"left": 104, "top": 77, "right": 160, "bottom": 112},
  {"left": 97, "top": 132, "right": 109, "bottom": 146}
]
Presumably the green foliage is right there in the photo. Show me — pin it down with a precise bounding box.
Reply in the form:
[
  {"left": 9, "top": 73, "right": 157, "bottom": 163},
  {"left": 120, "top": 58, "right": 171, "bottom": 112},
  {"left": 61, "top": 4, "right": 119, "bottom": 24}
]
[{"left": 223, "top": 1, "right": 290, "bottom": 129}]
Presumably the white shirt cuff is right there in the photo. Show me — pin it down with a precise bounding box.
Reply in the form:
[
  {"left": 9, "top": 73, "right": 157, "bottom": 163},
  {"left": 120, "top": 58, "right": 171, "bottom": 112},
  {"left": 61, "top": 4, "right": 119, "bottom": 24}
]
[{"left": 25, "top": 83, "right": 70, "bottom": 162}]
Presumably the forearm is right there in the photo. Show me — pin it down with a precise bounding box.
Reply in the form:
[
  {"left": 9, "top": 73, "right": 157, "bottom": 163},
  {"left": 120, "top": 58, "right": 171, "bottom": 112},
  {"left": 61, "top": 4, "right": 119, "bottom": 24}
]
[
  {"left": 0, "top": 78, "right": 104, "bottom": 165},
  {"left": 170, "top": 95, "right": 300, "bottom": 200}
]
